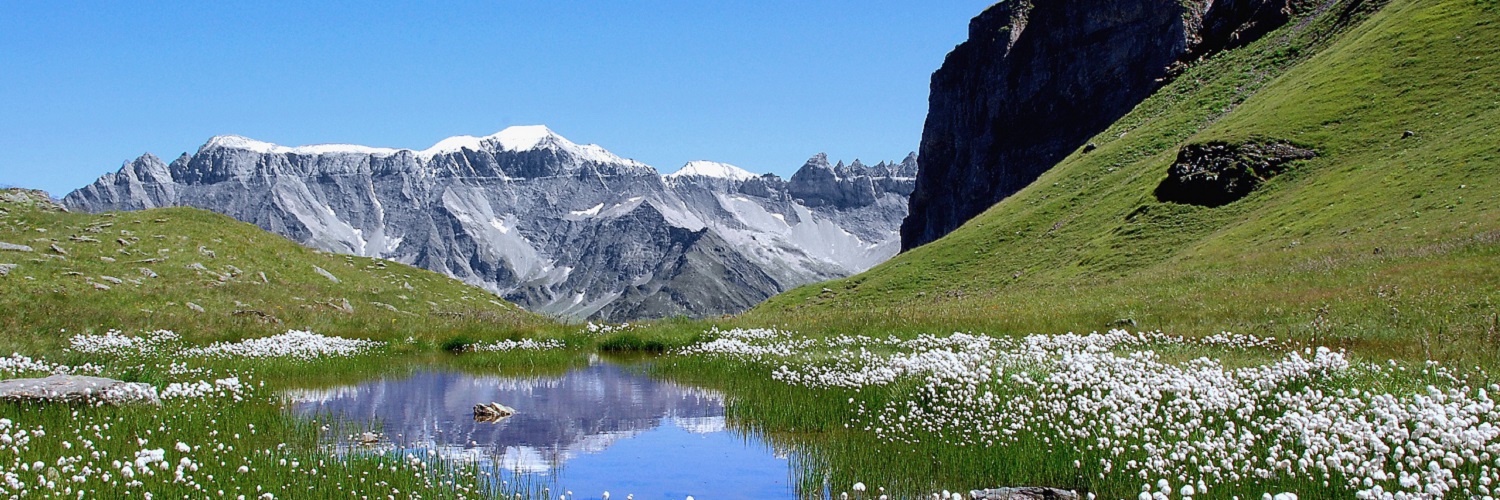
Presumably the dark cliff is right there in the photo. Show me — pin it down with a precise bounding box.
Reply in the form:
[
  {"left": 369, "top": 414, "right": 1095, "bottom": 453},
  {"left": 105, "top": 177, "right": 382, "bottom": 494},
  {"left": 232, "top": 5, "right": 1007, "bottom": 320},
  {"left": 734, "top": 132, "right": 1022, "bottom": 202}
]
[{"left": 901, "top": 0, "right": 1295, "bottom": 250}]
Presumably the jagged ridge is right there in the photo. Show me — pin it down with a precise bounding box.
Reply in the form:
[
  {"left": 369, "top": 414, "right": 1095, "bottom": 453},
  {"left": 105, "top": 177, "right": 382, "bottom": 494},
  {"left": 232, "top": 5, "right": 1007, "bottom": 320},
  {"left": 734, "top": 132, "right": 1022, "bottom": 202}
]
[{"left": 65, "top": 127, "right": 918, "bottom": 321}]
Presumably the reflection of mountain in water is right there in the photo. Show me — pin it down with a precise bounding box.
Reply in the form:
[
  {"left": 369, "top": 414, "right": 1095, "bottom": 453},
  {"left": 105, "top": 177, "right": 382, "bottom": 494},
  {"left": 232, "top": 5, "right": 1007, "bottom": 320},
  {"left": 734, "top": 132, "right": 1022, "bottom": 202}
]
[{"left": 289, "top": 364, "right": 725, "bottom": 473}]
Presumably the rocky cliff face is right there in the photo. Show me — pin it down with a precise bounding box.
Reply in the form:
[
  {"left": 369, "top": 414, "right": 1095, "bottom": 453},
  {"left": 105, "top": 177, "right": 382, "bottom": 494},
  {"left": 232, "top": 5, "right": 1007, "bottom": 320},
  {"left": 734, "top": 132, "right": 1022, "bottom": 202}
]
[
  {"left": 901, "top": 0, "right": 1296, "bottom": 250},
  {"left": 66, "top": 127, "right": 916, "bottom": 321}
]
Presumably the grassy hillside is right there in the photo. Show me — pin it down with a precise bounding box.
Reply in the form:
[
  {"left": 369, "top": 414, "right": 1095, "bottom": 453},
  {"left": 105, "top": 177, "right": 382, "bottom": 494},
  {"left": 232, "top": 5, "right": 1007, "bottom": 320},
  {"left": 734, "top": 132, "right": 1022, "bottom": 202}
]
[
  {"left": 753, "top": 0, "right": 1500, "bottom": 366},
  {"left": 0, "top": 189, "right": 557, "bottom": 353}
]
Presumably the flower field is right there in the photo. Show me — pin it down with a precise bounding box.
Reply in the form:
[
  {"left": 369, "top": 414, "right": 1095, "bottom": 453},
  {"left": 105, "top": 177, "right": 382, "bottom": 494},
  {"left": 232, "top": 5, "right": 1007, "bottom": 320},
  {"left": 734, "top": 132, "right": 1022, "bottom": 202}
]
[
  {"left": 0, "top": 329, "right": 537, "bottom": 499},
  {"left": 672, "top": 328, "right": 1500, "bottom": 499},
  {"left": 1, "top": 325, "right": 1497, "bottom": 499}
]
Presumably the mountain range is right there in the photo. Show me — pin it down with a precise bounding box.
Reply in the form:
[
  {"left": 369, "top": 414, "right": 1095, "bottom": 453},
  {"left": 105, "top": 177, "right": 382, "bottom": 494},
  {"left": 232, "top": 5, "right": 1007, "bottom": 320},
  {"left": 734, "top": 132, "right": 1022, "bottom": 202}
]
[{"left": 64, "top": 126, "right": 916, "bottom": 320}]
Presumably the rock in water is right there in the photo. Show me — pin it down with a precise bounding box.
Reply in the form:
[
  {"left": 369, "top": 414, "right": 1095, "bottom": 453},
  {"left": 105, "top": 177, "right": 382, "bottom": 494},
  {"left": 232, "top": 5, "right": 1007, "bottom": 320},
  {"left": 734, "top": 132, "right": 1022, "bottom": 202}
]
[
  {"left": 474, "top": 402, "right": 517, "bottom": 422},
  {"left": 902, "top": 0, "right": 1299, "bottom": 250},
  {"left": 968, "top": 487, "right": 1080, "bottom": 500},
  {"left": 0, "top": 375, "right": 159, "bottom": 405}
]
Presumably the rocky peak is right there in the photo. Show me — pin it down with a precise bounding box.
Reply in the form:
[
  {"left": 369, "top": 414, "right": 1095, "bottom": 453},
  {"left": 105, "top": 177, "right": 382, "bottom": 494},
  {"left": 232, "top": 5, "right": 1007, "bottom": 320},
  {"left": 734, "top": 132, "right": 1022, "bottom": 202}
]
[
  {"left": 125, "top": 153, "right": 171, "bottom": 179},
  {"left": 802, "top": 153, "right": 832, "bottom": 170},
  {"left": 788, "top": 152, "right": 918, "bottom": 209},
  {"left": 64, "top": 130, "right": 916, "bottom": 321}
]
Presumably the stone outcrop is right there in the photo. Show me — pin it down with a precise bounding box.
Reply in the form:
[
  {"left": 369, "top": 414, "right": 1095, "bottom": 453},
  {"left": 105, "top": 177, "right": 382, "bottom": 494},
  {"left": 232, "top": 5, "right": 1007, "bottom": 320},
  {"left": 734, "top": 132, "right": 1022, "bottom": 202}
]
[
  {"left": 0, "top": 375, "right": 159, "bottom": 405},
  {"left": 902, "top": 0, "right": 1298, "bottom": 250},
  {"left": 969, "top": 487, "right": 1080, "bottom": 500},
  {"left": 1155, "top": 141, "right": 1317, "bottom": 206},
  {"left": 0, "top": 189, "right": 66, "bottom": 213}
]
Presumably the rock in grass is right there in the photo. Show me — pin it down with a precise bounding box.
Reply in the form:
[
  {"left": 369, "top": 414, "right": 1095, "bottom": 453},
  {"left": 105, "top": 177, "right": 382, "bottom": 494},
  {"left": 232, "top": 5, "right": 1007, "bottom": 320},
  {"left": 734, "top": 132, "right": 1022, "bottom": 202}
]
[
  {"left": 92, "top": 282, "right": 111, "bottom": 291},
  {"left": 186, "top": 302, "right": 205, "bottom": 313},
  {"left": 49, "top": 243, "right": 68, "bottom": 255},
  {"left": 139, "top": 267, "right": 158, "bottom": 278},
  {"left": 314, "top": 266, "right": 340, "bottom": 283},
  {"left": 231, "top": 309, "right": 282, "bottom": 325},
  {"left": 0, "top": 242, "right": 33, "bottom": 252},
  {"left": 1154, "top": 141, "right": 1317, "bottom": 207},
  {"left": 100, "top": 275, "right": 123, "bottom": 284},
  {"left": 371, "top": 301, "right": 404, "bottom": 314},
  {"left": 0, "top": 375, "right": 159, "bottom": 405},
  {"left": 0, "top": 263, "right": 15, "bottom": 276},
  {"left": 968, "top": 487, "right": 1079, "bottom": 500},
  {"left": 328, "top": 298, "right": 354, "bottom": 313},
  {"left": 100, "top": 256, "right": 116, "bottom": 263}
]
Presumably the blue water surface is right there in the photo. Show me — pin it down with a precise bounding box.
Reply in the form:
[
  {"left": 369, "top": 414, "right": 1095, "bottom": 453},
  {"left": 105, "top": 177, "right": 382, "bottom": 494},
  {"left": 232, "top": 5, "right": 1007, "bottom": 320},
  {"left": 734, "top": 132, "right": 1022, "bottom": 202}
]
[{"left": 288, "top": 361, "right": 792, "bottom": 499}]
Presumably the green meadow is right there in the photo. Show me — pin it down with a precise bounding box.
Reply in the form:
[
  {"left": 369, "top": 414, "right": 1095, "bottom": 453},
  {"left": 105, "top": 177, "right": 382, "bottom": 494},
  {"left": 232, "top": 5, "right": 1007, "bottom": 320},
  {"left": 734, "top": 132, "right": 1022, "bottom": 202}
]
[{"left": 2, "top": 0, "right": 1499, "bottom": 498}]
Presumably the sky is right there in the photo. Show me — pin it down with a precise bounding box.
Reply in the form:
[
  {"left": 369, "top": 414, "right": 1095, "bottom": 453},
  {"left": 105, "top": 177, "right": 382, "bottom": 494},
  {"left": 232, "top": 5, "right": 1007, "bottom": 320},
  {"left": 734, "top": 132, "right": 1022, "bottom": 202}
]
[{"left": 0, "top": 1, "right": 995, "bottom": 196}]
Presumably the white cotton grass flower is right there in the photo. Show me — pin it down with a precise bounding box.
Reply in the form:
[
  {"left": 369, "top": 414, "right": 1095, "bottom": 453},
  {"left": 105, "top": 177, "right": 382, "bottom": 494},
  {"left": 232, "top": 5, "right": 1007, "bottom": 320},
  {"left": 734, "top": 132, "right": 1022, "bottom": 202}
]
[
  {"left": 678, "top": 328, "right": 1500, "bottom": 499},
  {"left": 182, "top": 330, "right": 382, "bottom": 359},
  {"left": 68, "top": 329, "right": 181, "bottom": 356},
  {"left": 585, "top": 322, "right": 635, "bottom": 334},
  {"left": 160, "top": 377, "right": 245, "bottom": 401},
  {"left": 65, "top": 328, "right": 380, "bottom": 360},
  {"left": 467, "top": 338, "right": 565, "bottom": 352}
]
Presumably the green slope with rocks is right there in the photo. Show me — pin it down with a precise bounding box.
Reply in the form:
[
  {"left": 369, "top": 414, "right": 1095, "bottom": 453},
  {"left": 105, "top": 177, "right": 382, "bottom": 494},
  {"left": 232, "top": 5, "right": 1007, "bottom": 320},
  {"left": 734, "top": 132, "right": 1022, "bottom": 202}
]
[
  {"left": 0, "top": 189, "right": 554, "bottom": 353},
  {"left": 753, "top": 0, "right": 1500, "bottom": 365}
]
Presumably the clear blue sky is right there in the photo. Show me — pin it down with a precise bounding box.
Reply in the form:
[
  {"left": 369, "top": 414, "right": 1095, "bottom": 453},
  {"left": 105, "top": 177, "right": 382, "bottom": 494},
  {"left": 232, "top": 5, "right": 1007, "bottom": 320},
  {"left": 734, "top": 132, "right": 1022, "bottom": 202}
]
[{"left": 0, "top": 1, "right": 995, "bottom": 196}]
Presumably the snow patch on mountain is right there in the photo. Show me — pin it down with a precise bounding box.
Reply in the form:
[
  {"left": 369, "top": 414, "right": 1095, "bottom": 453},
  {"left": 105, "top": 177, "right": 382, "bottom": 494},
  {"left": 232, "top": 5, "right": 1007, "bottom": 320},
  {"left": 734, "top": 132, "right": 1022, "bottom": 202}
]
[
  {"left": 666, "top": 161, "right": 760, "bottom": 182},
  {"left": 204, "top": 135, "right": 404, "bottom": 157}
]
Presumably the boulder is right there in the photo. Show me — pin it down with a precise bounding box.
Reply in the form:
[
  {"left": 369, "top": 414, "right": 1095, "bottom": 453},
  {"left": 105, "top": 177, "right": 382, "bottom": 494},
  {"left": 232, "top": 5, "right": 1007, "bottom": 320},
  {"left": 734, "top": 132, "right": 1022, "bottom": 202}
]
[
  {"left": 968, "top": 487, "right": 1080, "bottom": 500},
  {"left": 0, "top": 375, "right": 159, "bottom": 405},
  {"left": 314, "top": 266, "right": 340, "bottom": 283},
  {"left": 357, "top": 431, "right": 381, "bottom": 445},
  {"left": 474, "top": 402, "right": 516, "bottom": 422},
  {"left": 1155, "top": 141, "right": 1317, "bottom": 207}
]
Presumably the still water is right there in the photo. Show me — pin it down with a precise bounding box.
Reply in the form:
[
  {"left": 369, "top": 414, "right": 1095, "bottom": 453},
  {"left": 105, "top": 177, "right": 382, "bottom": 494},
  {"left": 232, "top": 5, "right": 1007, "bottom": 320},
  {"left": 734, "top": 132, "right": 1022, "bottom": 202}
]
[{"left": 287, "top": 361, "right": 793, "bottom": 499}]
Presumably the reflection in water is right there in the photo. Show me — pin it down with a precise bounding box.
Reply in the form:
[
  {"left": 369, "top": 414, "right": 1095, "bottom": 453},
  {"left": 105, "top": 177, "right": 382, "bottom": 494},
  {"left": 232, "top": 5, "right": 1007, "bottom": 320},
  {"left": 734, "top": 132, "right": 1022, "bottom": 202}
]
[{"left": 288, "top": 362, "right": 792, "bottom": 498}]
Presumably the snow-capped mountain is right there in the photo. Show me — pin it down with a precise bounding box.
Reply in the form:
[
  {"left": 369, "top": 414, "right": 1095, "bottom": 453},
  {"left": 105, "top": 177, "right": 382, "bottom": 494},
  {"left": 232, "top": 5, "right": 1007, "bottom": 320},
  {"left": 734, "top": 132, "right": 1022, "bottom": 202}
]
[{"left": 65, "top": 126, "right": 917, "bottom": 320}]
